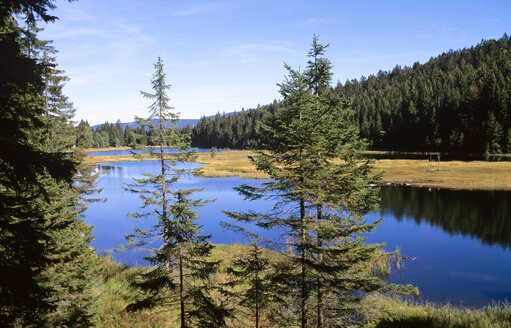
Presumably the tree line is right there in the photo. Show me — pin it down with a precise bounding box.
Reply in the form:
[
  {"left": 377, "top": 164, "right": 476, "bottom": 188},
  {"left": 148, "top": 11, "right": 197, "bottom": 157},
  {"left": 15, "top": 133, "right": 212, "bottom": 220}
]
[
  {"left": 81, "top": 35, "right": 511, "bottom": 155},
  {"left": 184, "top": 35, "right": 511, "bottom": 154},
  {"left": 76, "top": 120, "right": 173, "bottom": 148},
  {"left": 336, "top": 34, "right": 511, "bottom": 154}
]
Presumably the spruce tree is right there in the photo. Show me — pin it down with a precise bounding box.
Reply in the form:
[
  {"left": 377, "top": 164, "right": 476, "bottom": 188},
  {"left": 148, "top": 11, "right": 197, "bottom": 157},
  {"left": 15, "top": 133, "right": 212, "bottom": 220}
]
[
  {"left": 124, "top": 57, "right": 228, "bottom": 327},
  {"left": 225, "top": 243, "right": 286, "bottom": 328},
  {"left": 37, "top": 38, "right": 100, "bottom": 328},
  {"left": 1, "top": 1, "right": 99, "bottom": 326},
  {"left": 225, "top": 37, "right": 389, "bottom": 327}
]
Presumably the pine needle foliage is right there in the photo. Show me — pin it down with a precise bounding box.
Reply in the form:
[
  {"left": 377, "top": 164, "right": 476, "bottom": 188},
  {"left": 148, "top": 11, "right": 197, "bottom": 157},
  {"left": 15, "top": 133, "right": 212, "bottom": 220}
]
[
  {"left": 224, "top": 36, "right": 393, "bottom": 328},
  {"left": 225, "top": 243, "right": 289, "bottom": 328},
  {"left": 1, "top": 2, "right": 100, "bottom": 326},
  {"left": 123, "top": 57, "right": 229, "bottom": 327}
]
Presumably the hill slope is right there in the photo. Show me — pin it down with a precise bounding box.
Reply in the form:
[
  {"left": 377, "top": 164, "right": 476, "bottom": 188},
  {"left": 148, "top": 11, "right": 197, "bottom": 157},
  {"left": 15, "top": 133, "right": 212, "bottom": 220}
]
[{"left": 189, "top": 35, "right": 511, "bottom": 154}]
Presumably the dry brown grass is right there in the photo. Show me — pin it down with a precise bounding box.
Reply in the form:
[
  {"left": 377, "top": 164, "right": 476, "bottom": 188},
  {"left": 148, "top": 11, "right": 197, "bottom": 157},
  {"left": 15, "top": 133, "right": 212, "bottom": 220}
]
[
  {"left": 376, "top": 159, "right": 511, "bottom": 190},
  {"left": 197, "top": 152, "right": 511, "bottom": 190},
  {"left": 86, "top": 150, "right": 511, "bottom": 190},
  {"left": 83, "top": 154, "right": 143, "bottom": 164},
  {"left": 195, "top": 150, "right": 269, "bottom": 179}
]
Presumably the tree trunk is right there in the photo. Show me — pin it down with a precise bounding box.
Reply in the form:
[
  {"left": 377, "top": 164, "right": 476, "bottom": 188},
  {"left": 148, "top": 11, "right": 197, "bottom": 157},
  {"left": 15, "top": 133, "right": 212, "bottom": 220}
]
[
  {"left": 180, "top": 251, "right": 185, "bottom": 328},
  {"left": 300, "top": 197, "right": 307, "bottom": 328},
  {"left": 316, "top": 205, "right": 323, "bottom": 328}
]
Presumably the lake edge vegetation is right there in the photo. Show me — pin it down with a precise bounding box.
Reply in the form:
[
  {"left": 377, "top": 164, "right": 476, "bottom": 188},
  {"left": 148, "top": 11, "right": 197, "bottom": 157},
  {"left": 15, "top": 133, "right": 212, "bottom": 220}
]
[
  {"left": 85, "top": 150, "right": 511, "bottom": 191},
  {"left": 93, "top": 246, "right": 511, "bottom": 328}
]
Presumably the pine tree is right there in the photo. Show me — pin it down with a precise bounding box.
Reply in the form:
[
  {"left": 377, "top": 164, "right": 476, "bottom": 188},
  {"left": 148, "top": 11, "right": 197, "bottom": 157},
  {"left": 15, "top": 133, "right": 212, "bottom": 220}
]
[
  {"left": 21, "top": 10, "right": 100, "bottom": 327},
  {"left": 76, "top": 120, "right": 93, "bottom": 148},
  {"left": 36, "top": 38, "right": 100, "bottom": 328},
  {"left": 124, "top": 57, "right": 229, "bottom": 327}
]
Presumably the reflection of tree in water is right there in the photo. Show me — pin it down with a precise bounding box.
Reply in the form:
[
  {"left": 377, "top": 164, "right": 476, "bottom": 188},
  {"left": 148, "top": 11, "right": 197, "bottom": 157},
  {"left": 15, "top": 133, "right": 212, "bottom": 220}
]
[{"left": 380, "top": 186, "right": 511, "bottom": 249}]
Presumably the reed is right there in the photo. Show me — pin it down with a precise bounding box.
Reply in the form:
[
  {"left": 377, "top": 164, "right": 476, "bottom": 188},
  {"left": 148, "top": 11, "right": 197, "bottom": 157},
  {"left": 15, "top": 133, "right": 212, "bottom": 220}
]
[
  {"left": 93, "top": 246, "right": 511, "bottom": 327},
  {"left": 363, "top": 294, "right": 511, "bottom": 328}
]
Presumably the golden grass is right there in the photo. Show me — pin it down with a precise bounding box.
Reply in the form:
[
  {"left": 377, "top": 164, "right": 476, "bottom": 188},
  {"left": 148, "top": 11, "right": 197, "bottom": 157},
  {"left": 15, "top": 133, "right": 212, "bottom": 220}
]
[
  {"left": 195, "top": 150, "right": 269, "bottom": 179},
  {"left": 84, "top": 146, "right": 133, "bottom": 152},
  {"left": 86, "top": 150, "right": 511, "bottom": 190},
  {"left": 83, "top": 154, "right": 143, "bottom": 164},
  {"left": 377, "top": 159, "right": 511, "bottom": 190},
  {"left": 197, "top": 151, "right": 511, "bottom": 190}
]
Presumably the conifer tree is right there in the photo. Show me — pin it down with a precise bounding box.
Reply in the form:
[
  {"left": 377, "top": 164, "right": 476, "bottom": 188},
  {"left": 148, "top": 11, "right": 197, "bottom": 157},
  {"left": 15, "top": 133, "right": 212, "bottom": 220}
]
[
  {"left": 22, "top": 11, "right": 100, "bottom": 327},
  {"left": 225, "top": 37, "right": 388, "bottom": 327},
  {"left": 124, "top": 57, "right": 228, "bottom": 327},
  {"left": 1, "top": 1, "right": 99, "bottom": 326},
  {"left": 37, "top": 40, "right": 100, "bottom": 328},
  {"left": 225, "top": 243, "right": 286, "bottom": 328}
]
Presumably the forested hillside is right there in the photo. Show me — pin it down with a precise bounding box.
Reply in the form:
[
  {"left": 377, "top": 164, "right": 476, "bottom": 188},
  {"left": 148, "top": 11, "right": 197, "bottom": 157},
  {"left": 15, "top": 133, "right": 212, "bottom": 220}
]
[
  {"left": 187, "top": 101, "right": 283, "bottom": 149},
  {"left": 187, "top": 36, "right": 511, "bottom": 154},
  {"left": 336, "top": 34, "right": 511, "bottom": 153}
]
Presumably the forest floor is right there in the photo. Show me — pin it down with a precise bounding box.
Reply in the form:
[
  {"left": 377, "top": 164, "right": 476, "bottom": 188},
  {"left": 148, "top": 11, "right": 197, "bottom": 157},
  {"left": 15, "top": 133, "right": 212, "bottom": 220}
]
[{"left": 85, "top": 150, "right": 511, "bottom": 190}]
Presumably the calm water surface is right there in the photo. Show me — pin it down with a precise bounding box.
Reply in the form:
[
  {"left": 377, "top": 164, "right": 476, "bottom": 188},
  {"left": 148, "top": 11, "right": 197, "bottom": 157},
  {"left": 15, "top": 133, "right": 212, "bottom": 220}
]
[{"left": 84, "top": 161, "right": 511, "bottom": 307}]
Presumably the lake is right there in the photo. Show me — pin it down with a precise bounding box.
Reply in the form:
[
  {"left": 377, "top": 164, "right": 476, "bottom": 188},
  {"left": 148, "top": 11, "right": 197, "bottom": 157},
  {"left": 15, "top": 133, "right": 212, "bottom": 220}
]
[{"left": 83, "top": 160, "right": 511, "bottom": 307}]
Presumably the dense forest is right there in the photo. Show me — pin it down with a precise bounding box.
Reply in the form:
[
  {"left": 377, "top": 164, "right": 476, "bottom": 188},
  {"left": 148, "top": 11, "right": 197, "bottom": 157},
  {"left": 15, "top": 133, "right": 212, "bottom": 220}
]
[
  {"left": 77, "top": 119, "right": 194, "bottom": 148},
  {"left": 187, "top": 103, "right": 282, "bottom": 149},
  {"left": 337, "top": 35, "right": 511, "bottom": 154},
  {"left": 188, "top": 36, "right": 511, "bottom": 154}
]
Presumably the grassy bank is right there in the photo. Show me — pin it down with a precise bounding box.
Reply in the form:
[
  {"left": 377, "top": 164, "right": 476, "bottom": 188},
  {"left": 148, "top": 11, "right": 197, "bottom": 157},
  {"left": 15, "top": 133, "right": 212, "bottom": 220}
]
[
  {"left": 363, "top": 295, "right": 511, "bottom": 328},
  {"left": 196, "top": 152, "right": 511, "bottom": 190},
  {"left": 92, "top": 244, "right": 511, "bottom": 328},
  {"left": 84, "top": 150, "right": 511, "bottom": 190}
]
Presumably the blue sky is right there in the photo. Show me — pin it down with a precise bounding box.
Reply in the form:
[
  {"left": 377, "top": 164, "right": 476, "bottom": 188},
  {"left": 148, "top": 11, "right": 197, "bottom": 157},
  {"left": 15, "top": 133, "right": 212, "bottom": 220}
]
[{"left": 40, "top": 0, "right": 511, "bottom": 125}]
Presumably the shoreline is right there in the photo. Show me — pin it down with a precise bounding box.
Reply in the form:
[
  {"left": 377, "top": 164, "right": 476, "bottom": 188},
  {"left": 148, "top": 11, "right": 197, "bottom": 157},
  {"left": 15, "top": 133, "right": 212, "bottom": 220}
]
[{"left": 84, "top": 150, "right": 511, "bottom": 191}]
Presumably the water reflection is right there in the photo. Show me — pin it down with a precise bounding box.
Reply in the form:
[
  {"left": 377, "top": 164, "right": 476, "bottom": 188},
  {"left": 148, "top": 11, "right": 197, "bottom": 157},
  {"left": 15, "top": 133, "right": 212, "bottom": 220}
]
[
  {"left": 380, "top": 186, "right": 511, "bottom": 249},
  {"left": 84, "top": 161, "right": 511, "bottom": 306}
]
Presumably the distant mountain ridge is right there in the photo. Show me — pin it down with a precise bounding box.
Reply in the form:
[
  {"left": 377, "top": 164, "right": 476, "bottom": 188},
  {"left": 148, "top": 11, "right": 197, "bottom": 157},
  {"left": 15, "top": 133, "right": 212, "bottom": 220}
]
[{"left": 91, "top": 112, "right": 235, "bottom": 130}]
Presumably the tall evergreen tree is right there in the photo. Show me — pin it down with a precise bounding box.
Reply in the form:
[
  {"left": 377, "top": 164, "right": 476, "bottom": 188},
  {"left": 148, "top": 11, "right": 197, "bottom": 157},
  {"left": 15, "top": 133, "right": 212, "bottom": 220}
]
[
  {"left": 1, "top": 1, "right": 99, "bottom": 326},
  {"left": 124, "top": 57, "right": 228, "bottom": 327},
  {"left": 225, "top": 37, "right": 389, "bottom": 327},
  {"left": 32, "top": 30, "right": 100, "bottom": 328}
]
